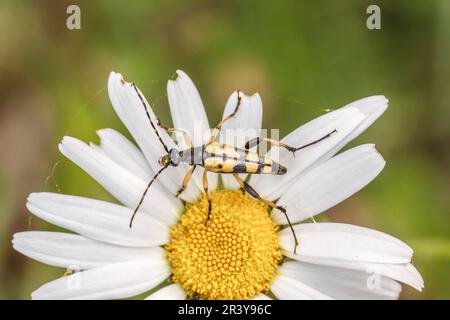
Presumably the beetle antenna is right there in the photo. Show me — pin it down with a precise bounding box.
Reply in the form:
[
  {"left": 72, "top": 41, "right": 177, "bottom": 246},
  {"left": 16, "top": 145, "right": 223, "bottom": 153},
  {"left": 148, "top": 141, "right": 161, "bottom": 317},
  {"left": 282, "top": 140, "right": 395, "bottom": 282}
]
[
  {"left": 131, "top": 83, "right": 170, "bottom": 154},
  {"left": 292, "top": 129, "right": 337, "bottom": 154},
  {"left": 129, "top": 164, "right": 169, "bottom": 228}
]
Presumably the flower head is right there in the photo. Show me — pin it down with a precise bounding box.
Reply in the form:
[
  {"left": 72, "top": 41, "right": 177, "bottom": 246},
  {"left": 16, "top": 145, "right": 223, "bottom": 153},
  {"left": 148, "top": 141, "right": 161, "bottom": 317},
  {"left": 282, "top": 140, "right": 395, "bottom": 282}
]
[
  {"left": 12, "top": 70, "right": 423, "bottom": 300},
  {"left": 167, "top": 190, "right": 281, "bottom": 299}
]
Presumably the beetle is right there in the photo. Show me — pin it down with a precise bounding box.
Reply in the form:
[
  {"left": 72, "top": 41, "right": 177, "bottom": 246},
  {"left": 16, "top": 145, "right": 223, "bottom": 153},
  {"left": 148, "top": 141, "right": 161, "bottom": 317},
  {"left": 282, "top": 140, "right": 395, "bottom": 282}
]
[{"left": 129, "top": 83, "right": 336, "bottom": 253}]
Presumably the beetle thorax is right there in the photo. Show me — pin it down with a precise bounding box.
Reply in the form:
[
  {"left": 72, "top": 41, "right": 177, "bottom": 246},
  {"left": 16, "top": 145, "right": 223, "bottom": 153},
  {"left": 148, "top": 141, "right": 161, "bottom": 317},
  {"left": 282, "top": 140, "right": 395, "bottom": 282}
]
[{"left": 169, "top": 148, "right": 182, "bottom": 166}]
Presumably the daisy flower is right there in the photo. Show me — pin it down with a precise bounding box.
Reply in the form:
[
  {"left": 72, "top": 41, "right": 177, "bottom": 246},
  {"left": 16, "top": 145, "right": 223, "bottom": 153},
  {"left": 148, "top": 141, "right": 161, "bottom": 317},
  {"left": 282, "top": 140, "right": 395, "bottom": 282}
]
[{"left": 12, "top": 70, "right": 423, "bottom": 300}]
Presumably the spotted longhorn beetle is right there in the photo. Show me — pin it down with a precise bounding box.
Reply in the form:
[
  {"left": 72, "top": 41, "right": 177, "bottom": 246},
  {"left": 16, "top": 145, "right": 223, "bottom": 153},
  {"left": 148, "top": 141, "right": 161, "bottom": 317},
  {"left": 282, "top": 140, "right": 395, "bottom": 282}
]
[{"left": 129, "top": 83, "right": 336, "bottom": 253}]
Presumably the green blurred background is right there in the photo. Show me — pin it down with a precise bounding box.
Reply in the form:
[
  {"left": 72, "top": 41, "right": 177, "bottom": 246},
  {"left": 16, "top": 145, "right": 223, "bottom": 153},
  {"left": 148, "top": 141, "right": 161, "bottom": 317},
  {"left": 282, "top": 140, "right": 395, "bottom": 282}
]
[{"left": 0, "top": 0, "right": 449, "bottom": 299}]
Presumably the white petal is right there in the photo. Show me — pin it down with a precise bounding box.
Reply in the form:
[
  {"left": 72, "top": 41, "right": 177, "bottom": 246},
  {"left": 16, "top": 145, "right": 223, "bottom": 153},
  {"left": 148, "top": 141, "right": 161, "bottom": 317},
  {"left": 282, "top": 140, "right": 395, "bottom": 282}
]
[
  {"left": 280, "top": 223, "right": 423, "bottom": 291},
  {"left": 375, "top": 263, "right": 423, "bottom": 292},
  {"left": 167, "top": 70, "right": 217, "bottom": 193},
  {"left": 145, "top": 284, "right": 186, "bottom": 300},
  {"left": 273, "top": 144, "right": 385, "bottom": 224},
  {"left": 287, "top": 256, "right": 423, "bottom": 292},
  {"left": 27, "top": 193, "right": 169, "bottom": 247},
  {"left": 59, "top": 136, "right": 181, "bottom": 226},
  {"left": 271, "top": 275, "right": 332, "bottom": 300},
  {"left": 96, "top": 128, "right": 152, "bottom": 179},
  {"left": 280, "top": 223, "right": 413, "bottom": 264},
  {"left": 318, "top": 95, "right": 389, "bottom": 166},
  {"left": 251, "top": 293, "right": 272, "bottom": 300},
  {"left": 108, "top": 72, "right": 202, "bottom": 201},
  {"left": 252, "top": 96, "right": 388, "bottom": 199},
  {"left": 167, "top": 70, "right": 210, "bottom": 147},
  {"left": 12, "top": 231, "right": 164, "bottom": 270},
  {"left": 220, "top": 91, "right": 263, "bottom": 189},
  {"left": 32, "top": 259, "right": 170, "bottom": 300},
  {"left": 279, "top": 261, "right": 401, "bottom": 300}
]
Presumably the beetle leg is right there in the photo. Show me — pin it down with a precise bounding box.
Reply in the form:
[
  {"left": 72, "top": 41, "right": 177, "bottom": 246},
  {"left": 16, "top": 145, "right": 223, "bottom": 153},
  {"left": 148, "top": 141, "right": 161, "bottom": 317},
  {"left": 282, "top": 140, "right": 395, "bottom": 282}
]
[
  {"left": 175, "top": 165, "right": 197, "bottom": 198},
  {"left": 208, "top": 91, "right": 243, "bottom": 144},
  {"left": 232, "top": 173, "right": 299, "bottom": 254},
  {"left": 203, "top": 169, "right": 212, "bottom": 224},
  {"left": 244, "top": 130, "right": 337, "bottom": 157},
  {"left": 156, "top": 118, "right": 193, "bottom": 148}
]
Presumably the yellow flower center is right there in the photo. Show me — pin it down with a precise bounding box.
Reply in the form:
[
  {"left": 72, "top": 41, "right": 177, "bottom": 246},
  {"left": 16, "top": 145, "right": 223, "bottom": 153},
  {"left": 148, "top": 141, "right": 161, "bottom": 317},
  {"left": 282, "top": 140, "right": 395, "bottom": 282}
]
[{"left": 166, "top": 190, "right": 282, "bottom": 300}]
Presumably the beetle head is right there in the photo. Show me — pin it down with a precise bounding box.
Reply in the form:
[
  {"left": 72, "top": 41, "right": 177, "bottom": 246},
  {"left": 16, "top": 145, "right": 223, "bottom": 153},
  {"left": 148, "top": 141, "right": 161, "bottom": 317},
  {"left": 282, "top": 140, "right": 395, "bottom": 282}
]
[{"left": 158, "top": 148, "right": 181, "bottom": 167}]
